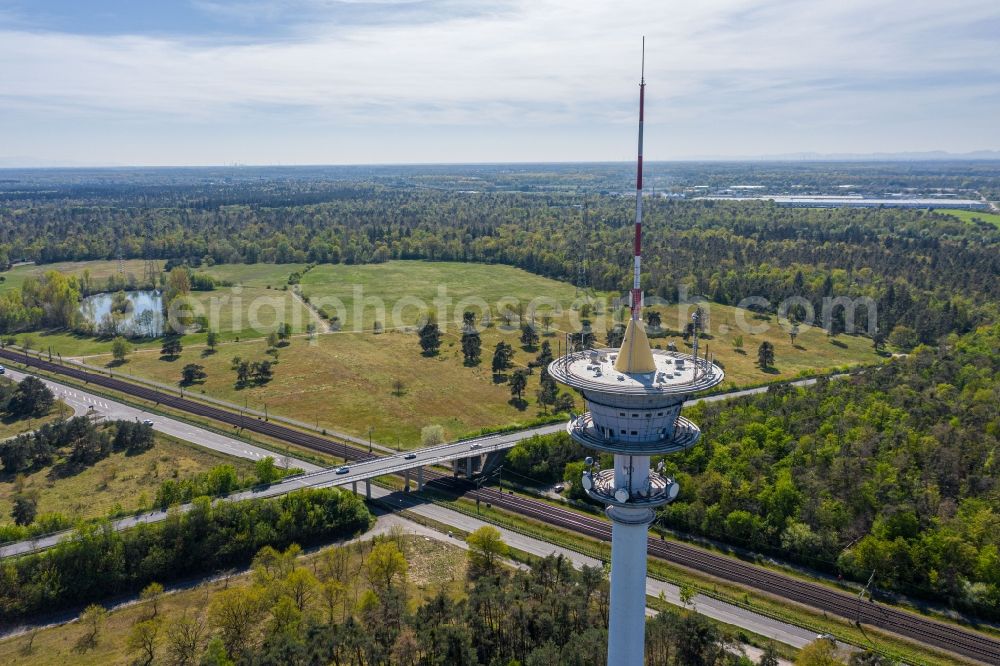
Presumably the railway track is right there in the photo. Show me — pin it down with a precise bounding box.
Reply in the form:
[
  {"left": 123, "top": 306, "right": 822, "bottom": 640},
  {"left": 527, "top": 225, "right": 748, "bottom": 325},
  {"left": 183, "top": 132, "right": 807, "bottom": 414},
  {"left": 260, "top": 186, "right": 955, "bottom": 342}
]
[
  {"left": 5, "top": 349, "right": 999, "bottom": 664},
  {"left": 0, "top": 349, "right": 373, "bottom": 463},
  {"left": 446, "top": 479, "right": 1000, "bottom": 664}
]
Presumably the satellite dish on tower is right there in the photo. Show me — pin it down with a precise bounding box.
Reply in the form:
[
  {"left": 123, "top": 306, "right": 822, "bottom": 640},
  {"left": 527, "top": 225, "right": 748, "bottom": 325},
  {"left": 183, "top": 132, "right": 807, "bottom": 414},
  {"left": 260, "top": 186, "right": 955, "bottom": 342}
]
[{"left": 614, "top": 488, "right": 629, "bottom": 503}]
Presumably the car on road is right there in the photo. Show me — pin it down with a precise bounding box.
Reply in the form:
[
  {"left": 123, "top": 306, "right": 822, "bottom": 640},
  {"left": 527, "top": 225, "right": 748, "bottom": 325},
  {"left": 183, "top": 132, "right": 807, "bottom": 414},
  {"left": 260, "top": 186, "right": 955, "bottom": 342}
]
[
  {"left": 336, "top": 466, "right": 350, "bottom": 474},
  {"left": 469, "top": 443, "right": 481, "bottom": 450},
  {"left": 142, "top": 419, "right": 154, "bottom": 426},
  {"left": 816, "top": 633, "right": 836, "bottom": 644},
  {"left": 554, "top": 484, "right": 565, "bottom": 493},
  {"left": 0, "top": 365, "right": 5, "bottom": 374},
  {"left": 404, "top": 453, "right": 417, "bottom": 460}
]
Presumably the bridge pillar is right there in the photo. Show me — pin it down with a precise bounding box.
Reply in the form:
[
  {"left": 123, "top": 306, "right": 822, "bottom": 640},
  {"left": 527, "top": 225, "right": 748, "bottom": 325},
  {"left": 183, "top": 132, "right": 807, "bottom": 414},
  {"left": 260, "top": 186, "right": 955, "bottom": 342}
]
[
  {"left": 417, "top": 466, "right": 424, "bottom": 491},
  {"left": 466, "top": 456, "right": 473, "bottom": 478},
  {"left": 404, "top": 469, "right": 410, "bottom": 492},
  {"left": 365, "top": 480, "right": 371, "bottom": 499},
  {"left": 352, "top": 481, "right": 357, "bottom": 495}
]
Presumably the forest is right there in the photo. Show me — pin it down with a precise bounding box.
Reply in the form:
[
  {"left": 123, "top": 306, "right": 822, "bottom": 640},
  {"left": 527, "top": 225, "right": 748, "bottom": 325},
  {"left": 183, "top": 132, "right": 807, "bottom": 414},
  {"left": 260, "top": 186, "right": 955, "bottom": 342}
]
[
  {"left": 668, "top": 323, "right": 999, "bottom": 616},
  {"left": 511, "top": 323, "right": 1000, "bottom": 617},
  {"left": 6, "top": 524, "right": 832, "bottom": 666}
]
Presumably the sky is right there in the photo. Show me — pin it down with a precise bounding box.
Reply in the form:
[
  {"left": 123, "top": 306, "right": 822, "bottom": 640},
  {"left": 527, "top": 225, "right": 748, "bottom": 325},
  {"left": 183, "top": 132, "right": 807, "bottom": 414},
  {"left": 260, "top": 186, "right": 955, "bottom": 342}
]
[{"left": 1, "top": 0, "right": 998, "bottom": 166}]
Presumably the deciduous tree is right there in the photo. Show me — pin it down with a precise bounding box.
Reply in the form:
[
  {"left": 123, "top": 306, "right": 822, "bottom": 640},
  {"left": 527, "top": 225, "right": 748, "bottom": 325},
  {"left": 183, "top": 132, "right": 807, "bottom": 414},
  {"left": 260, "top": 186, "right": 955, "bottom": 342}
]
[
  {"left": 365, "top": 541, "right": 408, "bottom": 597},
  {"left": 418, "top": 320, "right": 442, "bottom": 356},
  {"left": 111, "top": 335, "right": 131, "bottom": 362},
  {"left": 466, "top": 526, "right": 508, "bottom": 575}
]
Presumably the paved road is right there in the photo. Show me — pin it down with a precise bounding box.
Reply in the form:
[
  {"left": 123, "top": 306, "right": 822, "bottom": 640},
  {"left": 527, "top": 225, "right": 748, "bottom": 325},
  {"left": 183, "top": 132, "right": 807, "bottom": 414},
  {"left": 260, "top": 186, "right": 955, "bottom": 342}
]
[
  {"left": 0, "top": 366, "right": 833, "bottom": 560},
  {"left": 2, "top": 367, "right": 322, "bottom": 473},
  {"left": 0, "top": 417, "right": 563, "bottom": 557}
]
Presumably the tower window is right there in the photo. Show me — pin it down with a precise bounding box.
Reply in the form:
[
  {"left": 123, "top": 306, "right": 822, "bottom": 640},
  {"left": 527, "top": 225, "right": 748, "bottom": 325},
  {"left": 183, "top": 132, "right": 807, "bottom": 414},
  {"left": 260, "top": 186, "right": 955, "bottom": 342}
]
[{"left": 630, "top": 431, "right": 638, "bottom": 436}]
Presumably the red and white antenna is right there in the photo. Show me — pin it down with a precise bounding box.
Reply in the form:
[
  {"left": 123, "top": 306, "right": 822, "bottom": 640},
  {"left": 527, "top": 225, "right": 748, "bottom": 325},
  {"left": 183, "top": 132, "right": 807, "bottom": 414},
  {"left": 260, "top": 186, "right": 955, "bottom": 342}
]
[{"left": 630, "top": 37, "right": 646, "bottom": 323}]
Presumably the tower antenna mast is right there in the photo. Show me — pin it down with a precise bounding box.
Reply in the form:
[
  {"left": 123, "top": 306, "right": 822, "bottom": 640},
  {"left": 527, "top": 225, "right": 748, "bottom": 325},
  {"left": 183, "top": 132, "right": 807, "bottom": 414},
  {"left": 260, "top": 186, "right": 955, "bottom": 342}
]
[{"left": 630, "top": 37, "right": 646, "bottom": 324}]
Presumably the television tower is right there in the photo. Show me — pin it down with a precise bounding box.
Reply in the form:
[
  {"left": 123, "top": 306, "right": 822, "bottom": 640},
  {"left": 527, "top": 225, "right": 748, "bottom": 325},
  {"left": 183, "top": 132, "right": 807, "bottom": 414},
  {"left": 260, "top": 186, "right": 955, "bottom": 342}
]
[{"left": 548, "top": 41, "right": 724, "bottom": 666}]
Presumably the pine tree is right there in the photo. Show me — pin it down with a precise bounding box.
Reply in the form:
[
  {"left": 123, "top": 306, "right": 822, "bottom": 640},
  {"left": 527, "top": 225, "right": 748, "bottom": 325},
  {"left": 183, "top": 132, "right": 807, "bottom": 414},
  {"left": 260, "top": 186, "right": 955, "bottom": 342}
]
[
  {"left": 607, "top": 324, "right": 626, "bottom": 348},
  {"left": 519, "top": 323, "right": 539, "bottom": 349},
  {"left": 757, "top": 341, "right": 775, "bottom": 369},
  {"left": 461, "top": 330, "right": 481, "bottom": 365},
  {"left": 491, "top": 341, "right": 514, "bottom": 375},
  {"left": 535, "top": 340, "right": 554, "bottom": 367},
  {"left": 509, "top": 370, "right": 528, "bottom": 402},
  {"left": 537, "top": 374, "right": 558, "bottom": 413}
]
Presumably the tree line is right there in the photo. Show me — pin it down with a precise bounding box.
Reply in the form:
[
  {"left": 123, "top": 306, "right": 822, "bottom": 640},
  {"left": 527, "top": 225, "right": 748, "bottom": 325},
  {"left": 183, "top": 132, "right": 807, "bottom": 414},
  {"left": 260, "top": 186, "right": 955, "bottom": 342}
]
[
  {"left": 0, "top": 487, "right": 372, "bottom": 623},
  {"left": 2, "top": 190, "right": 997, "bottom": 346},
  {"left": 0, "top": 416, "right": 154, "bottom": 477}
]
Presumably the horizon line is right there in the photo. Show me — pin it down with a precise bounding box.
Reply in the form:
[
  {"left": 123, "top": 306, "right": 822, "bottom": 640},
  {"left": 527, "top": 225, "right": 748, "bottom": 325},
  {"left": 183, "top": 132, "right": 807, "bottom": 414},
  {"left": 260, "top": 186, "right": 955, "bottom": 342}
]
[{"left": 3, "top": 153, "right": 1000, "bottom": 171}]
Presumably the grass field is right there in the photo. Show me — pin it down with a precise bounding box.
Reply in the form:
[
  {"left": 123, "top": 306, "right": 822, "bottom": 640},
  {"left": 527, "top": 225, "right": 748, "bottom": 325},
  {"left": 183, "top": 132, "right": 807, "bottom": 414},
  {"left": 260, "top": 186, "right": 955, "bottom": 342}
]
[
  {"left": 0, "top": 259, "right": 160, "bottom": 294},
  {"left": 0, "top": 532, "right": 466, "bottom": 665},
  {"left": 0, "top": 432, "right": 255, "bottom": 523},
  {"left": 4, "top": 260, "right": 881, "bottom": 445},
  {"left": 186, "top": 286, "right": 319, "bottom": 342},
  {"left": 100, "top": 327, "right": 571, "bottom": 446},
  {"left": 202, "top": 262, "right": 308, "bottom": 288},
  {"left": 642, "top": 300, "right": 882, "bottom": 385},
  {"left": 938, "top": 208, "right": 1000, "bottom": 228},
  {"left": 296, "top": 261, "right": 589, "bottom": 330},
  {"left": 57, "top": 260, "right": 881, "bottom": 445}
]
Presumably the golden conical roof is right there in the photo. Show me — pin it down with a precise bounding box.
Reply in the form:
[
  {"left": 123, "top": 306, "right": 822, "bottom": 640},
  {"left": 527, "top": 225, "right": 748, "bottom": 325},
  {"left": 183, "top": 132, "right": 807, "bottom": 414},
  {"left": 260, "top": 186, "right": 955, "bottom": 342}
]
[{"left": 613, "top": 318, "right": 656, "bottom": 374}]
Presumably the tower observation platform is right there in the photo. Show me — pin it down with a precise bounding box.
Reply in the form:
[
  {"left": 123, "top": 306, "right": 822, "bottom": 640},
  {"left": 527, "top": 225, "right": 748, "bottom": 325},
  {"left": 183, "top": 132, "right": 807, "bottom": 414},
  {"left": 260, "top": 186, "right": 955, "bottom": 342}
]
[
  {"left": 549, "top": 347, "right": 722, "bottom": 453},
  {"left": 548, "top": 336, "right": 723, "bottom": 523}
]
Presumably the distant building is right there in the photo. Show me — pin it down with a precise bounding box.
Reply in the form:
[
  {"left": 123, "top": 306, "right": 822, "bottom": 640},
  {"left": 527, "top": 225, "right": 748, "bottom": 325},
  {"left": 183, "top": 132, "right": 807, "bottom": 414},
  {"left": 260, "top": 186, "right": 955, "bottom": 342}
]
[{"left": 693, "top": 195, "right": 988, "bottom": 209}]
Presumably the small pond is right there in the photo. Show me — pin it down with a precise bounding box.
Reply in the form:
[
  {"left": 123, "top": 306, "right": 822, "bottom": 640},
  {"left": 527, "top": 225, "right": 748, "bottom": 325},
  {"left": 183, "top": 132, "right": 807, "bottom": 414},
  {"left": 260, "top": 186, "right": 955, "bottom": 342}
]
[{"left": 79, "top": 290, "right": 164, "bottom": 337}]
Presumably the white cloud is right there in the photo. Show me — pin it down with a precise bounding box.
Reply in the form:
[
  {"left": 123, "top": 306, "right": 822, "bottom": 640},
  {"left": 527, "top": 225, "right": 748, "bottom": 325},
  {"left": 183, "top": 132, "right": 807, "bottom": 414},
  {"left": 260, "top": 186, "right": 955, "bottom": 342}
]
[{"left": 0, "top": 0, "right": 998, "bottom": 163}]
